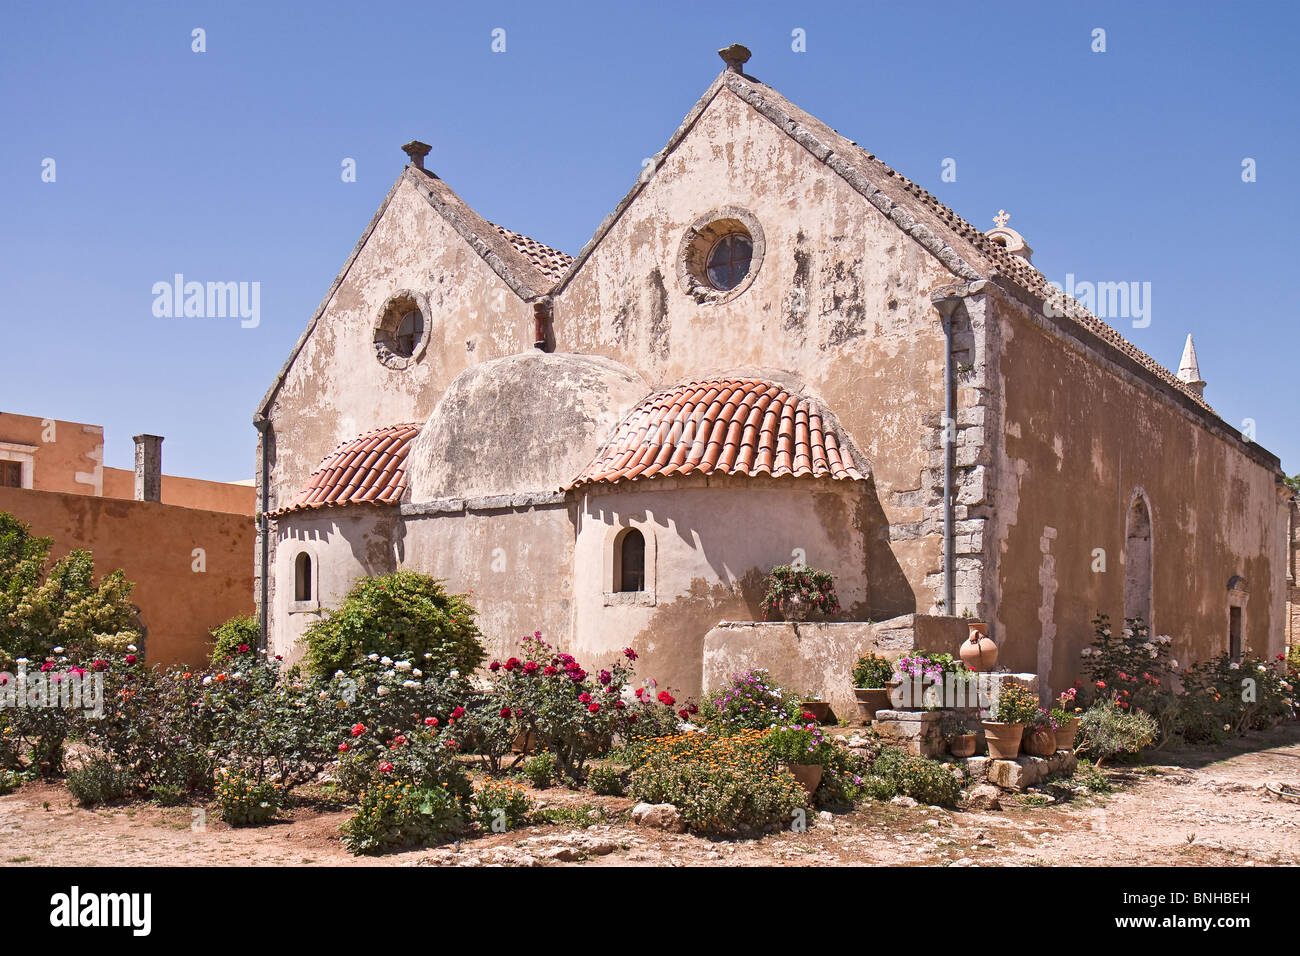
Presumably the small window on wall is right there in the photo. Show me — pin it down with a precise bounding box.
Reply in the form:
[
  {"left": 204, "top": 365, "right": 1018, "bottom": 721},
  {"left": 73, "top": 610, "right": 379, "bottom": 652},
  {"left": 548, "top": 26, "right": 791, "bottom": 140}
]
[
  {"left": 617, "top": 529, "right": 645, "bottom": 593},
  {"left": 1229, "top": 605, "right": 1243, "bottom": 661},
  {"left": 0, "top": 461, "right": 21, "bottom": 488},
  {"left": 294, "top": 552, "right": 313, "bottom": 602}
]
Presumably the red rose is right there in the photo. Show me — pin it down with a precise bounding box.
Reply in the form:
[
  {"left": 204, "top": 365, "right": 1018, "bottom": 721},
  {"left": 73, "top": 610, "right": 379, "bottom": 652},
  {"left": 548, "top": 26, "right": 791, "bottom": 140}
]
[
  {"left": 338, "top": 743, "right": 348, "bottom": 752},
  {"left": 450, "top": 706, "right": 466, "bottom": 719},
  {"left": 588, "top": 703, "right": 601, "bottom": 713},
  {"left": 489, "top": 661, "right": 501, "bottom": 671},
  {"left": 424, "top": 717, "right": 439, "bottom": 726},
  {"left": 578, "top": 692, "right": 592, "bottom": 703},
  {"left": 351, "top": 722, "right": 366, "bottom": 736},
  {"left": 624, "top": 648, "right": 638, "bottom": 661},
  {"left": 615, "top": 700, "right": 626, "bottom": 710},
  {"left": 237, "top": 644, "right": 250, "bottom": 653},
  {"left": 124, "top": 654, "right": 137, "bottom": 665},
  {"left": 678, "top": 709, "right": 689, "bottom": 719},
  {"left": 378, "top": 762, "right": 393, "bottom": 773},
  {"left": 499, "top": 707, "right": 512, "bottom": 718},
  {"left": 657, "top": 691, "right": 675, "bottom": 707}
]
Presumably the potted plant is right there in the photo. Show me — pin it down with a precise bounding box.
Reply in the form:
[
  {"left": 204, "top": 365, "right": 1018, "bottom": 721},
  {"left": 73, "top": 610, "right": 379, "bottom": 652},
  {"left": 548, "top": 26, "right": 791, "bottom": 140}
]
[
  {"left": 893, "top": 651, "right": 974, "bottom": 709},
  {"left": 761, "top": 565, "right": 841, "bottom": 623},
  {"left": 1022, "top": 708, "right": 1058, "bottom": 757},
  {"left": 1051, "top": 687, "right": 1081, "bottom": 751},
  {"left": 762, "top": 722, "right": 835, "bottom": 796},
  {"left": 982, "top": 682, "right": 1038, "bottom": 759},
  {"left": 798, "top": 697, "right": 832, "bottom": 723},
  {"left": 852, "top": 653, "right": 894, "bottom": 722},
  {"left": 941, "top": 712, "right": 977, "bottom": 758}
]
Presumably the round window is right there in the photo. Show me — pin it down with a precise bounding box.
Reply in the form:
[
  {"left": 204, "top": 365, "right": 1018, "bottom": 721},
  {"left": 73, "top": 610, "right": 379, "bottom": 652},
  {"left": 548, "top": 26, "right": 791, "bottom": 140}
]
[
  {"left": 705, "top": 233, "right": 753, "bottom": 291},
  {"left": 373, "top": 291, "right": 430, "bottom": 369},
  {"left": 676, "top": 208, "right": 764, "bottom": 304}
]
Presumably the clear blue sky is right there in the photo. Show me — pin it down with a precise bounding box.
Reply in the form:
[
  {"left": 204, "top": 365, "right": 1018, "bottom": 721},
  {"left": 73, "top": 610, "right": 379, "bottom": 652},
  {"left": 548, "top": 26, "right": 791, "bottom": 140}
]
[{"left": 2, "top": 0, "right": 1295, "bottom": 480}]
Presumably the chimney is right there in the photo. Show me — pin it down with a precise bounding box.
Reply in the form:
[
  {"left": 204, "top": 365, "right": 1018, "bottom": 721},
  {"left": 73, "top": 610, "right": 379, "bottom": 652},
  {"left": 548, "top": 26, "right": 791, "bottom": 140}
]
[
  {"left": 401, "top": 140, "right": 432, "bottom": 170},
  {"left": 133, "top": 434, "right": 163, "bottom": 503},
  {"left": 1176, "top": 334, "right": 1206, "bottom": 398},
  {"left": 717, "top": 43, "right": 751, "bottom": 74}
]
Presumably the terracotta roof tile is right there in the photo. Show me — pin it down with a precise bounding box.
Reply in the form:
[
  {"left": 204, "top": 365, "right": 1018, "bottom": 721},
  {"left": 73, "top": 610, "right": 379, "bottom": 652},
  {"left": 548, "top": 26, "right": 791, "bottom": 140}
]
[
  {"left": 567, "top": 379, "right": 866, "bottom": 489},
  {"left": 491, "top": 223, "right": 574, "bottom": 286},
  {"left": 272, "top": 423, "right": 421, "bottom": 516}
]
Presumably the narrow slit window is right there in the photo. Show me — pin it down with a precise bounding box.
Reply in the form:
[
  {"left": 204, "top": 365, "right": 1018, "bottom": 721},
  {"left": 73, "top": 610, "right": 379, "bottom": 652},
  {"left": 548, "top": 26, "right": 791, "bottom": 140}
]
[
  {"left": 618, "top": 529, "right": 645, "bottom": 593},
  {"left": 295, "top": 552, "right": 313, "bottom": 602}
]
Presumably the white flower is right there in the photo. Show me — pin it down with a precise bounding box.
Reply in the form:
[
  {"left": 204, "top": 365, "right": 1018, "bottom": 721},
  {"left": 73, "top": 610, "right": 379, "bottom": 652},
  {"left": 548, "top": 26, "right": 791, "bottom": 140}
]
[
  {"left": 1224, "top": 723, "right": 1232, "bottom": 731},
  {"left": 395, "top": 660, "right": 412, "bottom": 673},
  {"left": 412, "top": 669, "right": 422, "bottom": 678},
  {"left": 367, "top": 653, "right": 379, "bottom": 662},
  {"left": 1257, "top": 664, "right": 1267, "bottom": 673},
  {"left": 402, "top": 680, "right": 420, "bottom": 689},
  {"left": 1229, "top": 662, "right": 1240, "bottom": 670},
  {"left": 1170, "top": 659, "right": 1179, "bottom": 669},
  {"left": 376, "top": 686, "right": 389, "bottom": 697},
  {"left": 380, "top": 656, "right": 393, "bottom": 666},
  {"left": 202, "top": 676, "right": 213, "bottom": 686},
  {"left": 52, "top": 646, "right": 64, "bottom": 655},
  {"left": 126, "top": 644, "right": 137, "bottom": 652},
  {"left": 334, "top": 670, "right": 346, "bottom": 679},
  {"left": 448, "top": 669, "right": 459, "bottom": 679}
]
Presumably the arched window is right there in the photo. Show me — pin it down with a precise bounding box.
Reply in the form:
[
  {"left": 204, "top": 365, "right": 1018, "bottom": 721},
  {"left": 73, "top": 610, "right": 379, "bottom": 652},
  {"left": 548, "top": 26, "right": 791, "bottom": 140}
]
[
  {"left": 1122, "top": 494, "right": 1153, "bottom": 627},
  {"left": 294, "top": 552, "right": 313, "bottom": 602},
  {"left": 617, "top": 529, "right": 645, "bottom": 593}
]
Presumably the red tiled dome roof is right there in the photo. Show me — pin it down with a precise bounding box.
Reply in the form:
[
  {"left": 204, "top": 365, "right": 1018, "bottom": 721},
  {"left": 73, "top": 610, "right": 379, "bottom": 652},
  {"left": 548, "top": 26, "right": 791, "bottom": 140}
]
[
  {"left": 272, "top": 423, "right": 421, "bottom": 516},
  {"left": 567, "top": 379, "right": 866, "bottom": 488}
]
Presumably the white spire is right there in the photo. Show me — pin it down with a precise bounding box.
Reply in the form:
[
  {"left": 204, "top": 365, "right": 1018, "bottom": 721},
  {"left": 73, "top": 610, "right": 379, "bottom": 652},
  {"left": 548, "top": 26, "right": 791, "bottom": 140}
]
[{"left": 1177, "top": 334, "right": 1206, "bottom": 397}]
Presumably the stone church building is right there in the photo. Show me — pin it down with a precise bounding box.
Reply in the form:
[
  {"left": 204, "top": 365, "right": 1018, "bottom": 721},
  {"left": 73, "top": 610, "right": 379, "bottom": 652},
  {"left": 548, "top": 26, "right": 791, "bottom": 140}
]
[{"left": 253, "top": 46, "right": 1291, "bottom": 701}]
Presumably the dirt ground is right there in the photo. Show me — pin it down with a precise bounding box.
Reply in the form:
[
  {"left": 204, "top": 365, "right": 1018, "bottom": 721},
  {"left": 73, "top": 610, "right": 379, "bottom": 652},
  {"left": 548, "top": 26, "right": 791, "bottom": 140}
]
[{"left": 2, "top": 724, "right": 1298, "bottom": 867}]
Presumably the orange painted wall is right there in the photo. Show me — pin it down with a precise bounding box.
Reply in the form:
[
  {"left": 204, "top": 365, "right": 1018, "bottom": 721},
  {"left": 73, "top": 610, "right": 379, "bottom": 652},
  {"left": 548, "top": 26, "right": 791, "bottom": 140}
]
[
  {"left": 0, "top": 412, "right": 103, "bottom": 495},
  {"left": 102, "top": 467, "right": 255, "bottom": 516},
  {"left": 0, "top": 487, "right": 255, "bottom": 668}
]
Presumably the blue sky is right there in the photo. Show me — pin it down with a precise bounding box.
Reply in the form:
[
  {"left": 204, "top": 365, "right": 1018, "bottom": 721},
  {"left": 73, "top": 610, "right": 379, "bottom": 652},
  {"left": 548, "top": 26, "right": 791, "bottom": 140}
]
[{"left": 1, "top": 0, "right": 1295, "bottom": 479}]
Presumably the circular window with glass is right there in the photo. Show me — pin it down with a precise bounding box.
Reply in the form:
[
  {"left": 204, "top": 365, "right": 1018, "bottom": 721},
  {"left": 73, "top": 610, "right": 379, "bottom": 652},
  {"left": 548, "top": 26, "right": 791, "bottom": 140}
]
[
  {"left": 677, "top": 208, "right": 764, "bottom": 304},
  {"left": 373, "top": 291, "right": 430, "bottom": 369}
]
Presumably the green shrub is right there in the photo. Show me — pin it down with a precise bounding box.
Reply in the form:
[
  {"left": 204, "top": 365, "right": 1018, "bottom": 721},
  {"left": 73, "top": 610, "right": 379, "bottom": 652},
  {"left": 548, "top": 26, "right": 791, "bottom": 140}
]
[
  {"left": 471, "top": 778, "right": 534, "bottom": 832},
  {"left": 760, "top": 564, "right": 840, "bottom": 620},
  {"left": 215, "top": 770, "right": 281, "bottom": 826},
  {"left": 303, "top": 571, "right": 485, "bottom": 680},
  {"left": 209, "top": 614, "right": 258, "bottom": 667},
  {"left": 627, "top": 730, "right": 807, "bottom": 836},
  {"left": 66, "top": 758, "right": 134, "bottom": 806},
  {"left": 0, "top": 768, "right": 24, "bottom": 795},
  {"left": 341, "top": 779, "right": 463, "bottom": 854},
  {"left": 587, "top": 763, "right": 625, "bottom": 796},
  {"left": 521, "top": 751, "right": 555, "bottom": 789},
  {"left": 148, "top": 782, "right": 187, "bottom": 806},
  {"left": 1077, "top": 700, "right": 1158, "bottom": 767},
  {"left": 864, "top": 747, "right": 961, "bottom": 807}
]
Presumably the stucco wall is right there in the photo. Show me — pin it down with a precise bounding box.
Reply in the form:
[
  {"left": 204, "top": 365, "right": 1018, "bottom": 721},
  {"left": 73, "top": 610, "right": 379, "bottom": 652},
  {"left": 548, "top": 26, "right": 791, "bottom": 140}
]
[
  {"left": 571, "top": 476, "right": 879, "bottom": 699},
  {"left": 271, "top": 507, "right": 401, "bottom": 665},
  {"left": 985, "top": 288, "right": 1287, "bottom": 696},
  {"left": 102, "top": 468, "right": 255, "bottom": 515},
  {"left": 0, "top": 413, "right": 103, "bottom": 496},
  {"left": 0, "top": 487, "right": 254, "bottom": 668},
  {"left": 553, "top": 87, "right": 953, "bottom": 615}
]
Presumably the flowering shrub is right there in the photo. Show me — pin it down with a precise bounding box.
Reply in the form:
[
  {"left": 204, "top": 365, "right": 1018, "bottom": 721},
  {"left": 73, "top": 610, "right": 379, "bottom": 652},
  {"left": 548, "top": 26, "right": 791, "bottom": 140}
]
[
  {"left": 702, "top": 669, "right": 799, "bottom": 732},
  {"left": 521, "top": 751, "right": 555, "bottom": 789},
  {"left": 215, "top": 770, "right": 281, "bottom": 826},
  {"left": 482, "top": 635, "right": 659, "bottom": 778},
  {"left": 302, "top": 571, "right": 484, "bottom": 680},
  {"left": 860, "top": 746, "right": 961, "bottom": 807},
  {"left": 895, "top": 651, "right": 971, "bottom": 683},
  {"left": 761, "top": 721, "right": 837, "bottom": 767},
  {"left": 851, "top": 653, "right": 893, "bottom": 689},
  {"left": 1050, "top": 688, "right": 1080, "bottom": 727},
  {"left": 1177, "top": 653, "right": 1293, "bottom": 743},
  {"left": 472, "top": 778, "right": 534, "bottom": 832},
  {"left": 340, "top": 780, "right": 463, "bottom": 854},
  {"left": 1076, "top": 700, "right": 1158, "bottom": 767},
  {"left": 627, "top": 730, "right": 807, "bottom": 836},
  {"left": 208, "top": 614, "right": 258, "bottom": 668},
  {"left": 761, "top": 565, "right": 840, "bottom": 621}
]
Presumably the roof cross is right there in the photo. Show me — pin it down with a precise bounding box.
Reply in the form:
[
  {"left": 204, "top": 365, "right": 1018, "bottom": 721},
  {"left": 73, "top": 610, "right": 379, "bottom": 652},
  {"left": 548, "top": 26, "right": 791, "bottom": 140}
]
[{"left": 993, "top": 209, "right": 1010, "bottom": 229}]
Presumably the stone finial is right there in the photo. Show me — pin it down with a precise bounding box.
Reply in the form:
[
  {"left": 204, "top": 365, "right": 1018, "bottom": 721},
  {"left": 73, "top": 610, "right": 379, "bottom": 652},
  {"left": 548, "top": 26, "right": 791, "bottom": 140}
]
[
  {"left": 717, "top": 43, "right": 751, "bottom": 73},
  {"left": 401, "top": 140, "right": 432, "bottom": 170},
  {"left": 132, "top": 434, "right": 163, "bottom": 503},
  {"left": 1176, "top": 334, "right": 1206, "bottom": 397},
  {"left": 985, "top": 210, "right": 1033, "bottom": 263},
  {"left": 993, "top": 209, "right": 1010, "bottom": 229}
]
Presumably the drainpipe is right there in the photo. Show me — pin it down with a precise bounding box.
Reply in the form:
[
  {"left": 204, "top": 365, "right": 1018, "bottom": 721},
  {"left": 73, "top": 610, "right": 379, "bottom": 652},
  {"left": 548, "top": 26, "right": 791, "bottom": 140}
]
[
  {"left": 930, "top": 289, "right": 964, "bottom": 615},
  {"left": 254, "top": 417, "right": 271, "bottom": 652}
]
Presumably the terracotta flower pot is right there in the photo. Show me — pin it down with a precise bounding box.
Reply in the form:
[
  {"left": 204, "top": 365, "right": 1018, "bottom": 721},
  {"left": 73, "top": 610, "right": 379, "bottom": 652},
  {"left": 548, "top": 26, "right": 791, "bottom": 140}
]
[
  {"left": 785, "top": 763, "right": 823, "bottom": 796},
  {"left": 949, "top": 734, "right": 977, "bottom": 758},
  {"left": 981, "top": 721, "right": 1024, "bottom": 760},
  {"left": 959, "top": 626, "right": 999, "bottom": 672},
  {"left": 1023, "top": 727, "right": 1056, "bottom": 757},
  {"left": 1054, "top": 718, "right": 1079, "bottom": 751},
  {"left": 854, "top": 687, "right": 891, "bottom": 724},
  {"left": 800, "top": 700, "right": 832, "bottom": 723}
]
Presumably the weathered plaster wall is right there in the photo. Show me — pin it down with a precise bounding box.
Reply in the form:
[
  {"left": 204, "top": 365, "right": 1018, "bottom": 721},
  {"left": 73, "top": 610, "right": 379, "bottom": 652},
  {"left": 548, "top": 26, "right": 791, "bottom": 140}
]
[
  {"left": 571, "top": 476, "right": 878, "bottom": 700},
  {"left": 554, "top": 87, "right": 954, "bottom": 614},
  {"left": 399, "top": 504, "right": 578, "bottom": 665},
  {"left": 0, "top": 486, "right": 253, "bottom": 667},
  {"left": 271, "top": 508, "right": 401, "bottom": 665},
  {"left": 102, "top": 468, "right": 255, "bottom": 515},
  {"left": 986, "top": 288, "right": 1287, "bottom": 696}
]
